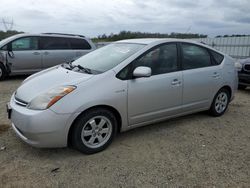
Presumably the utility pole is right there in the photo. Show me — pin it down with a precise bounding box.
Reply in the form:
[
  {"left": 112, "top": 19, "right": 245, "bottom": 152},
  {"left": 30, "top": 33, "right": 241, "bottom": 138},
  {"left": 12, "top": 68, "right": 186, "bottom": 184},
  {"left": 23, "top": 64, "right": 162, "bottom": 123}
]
[{"left": 1, "top": 18, "right": 14, "bottom": 31}]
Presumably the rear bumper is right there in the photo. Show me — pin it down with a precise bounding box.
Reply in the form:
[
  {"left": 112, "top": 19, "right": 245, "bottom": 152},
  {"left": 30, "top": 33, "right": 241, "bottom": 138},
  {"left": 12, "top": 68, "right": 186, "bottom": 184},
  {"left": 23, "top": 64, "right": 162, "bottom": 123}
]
[{"left": 238, "top": 72, "right": 250, "bottom": 86}]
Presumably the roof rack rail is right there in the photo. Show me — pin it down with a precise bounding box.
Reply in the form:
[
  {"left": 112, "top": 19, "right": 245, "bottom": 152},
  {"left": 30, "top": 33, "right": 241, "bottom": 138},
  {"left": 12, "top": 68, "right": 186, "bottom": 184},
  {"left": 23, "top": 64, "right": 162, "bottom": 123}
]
[{"left": 43, "top": 33, "right": 85, "bottom": 38}]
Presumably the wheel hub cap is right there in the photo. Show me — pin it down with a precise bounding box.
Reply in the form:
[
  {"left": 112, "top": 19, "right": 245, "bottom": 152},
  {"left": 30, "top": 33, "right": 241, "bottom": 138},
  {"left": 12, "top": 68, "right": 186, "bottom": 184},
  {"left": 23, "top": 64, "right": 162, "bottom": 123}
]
[
  {"left": 81, "top": 116, "right": 112, "bottom": 149},
  {"left": 215, "top": 92, "right": 228, "bottom": 113}
]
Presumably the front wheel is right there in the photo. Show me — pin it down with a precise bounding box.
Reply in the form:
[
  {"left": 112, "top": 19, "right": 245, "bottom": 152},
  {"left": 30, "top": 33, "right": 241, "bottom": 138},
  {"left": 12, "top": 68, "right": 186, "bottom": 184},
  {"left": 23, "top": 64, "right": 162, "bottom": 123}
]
[
  {"left": 70, "top": 108, "right": 117, "bottom": 154},
  {"left": 209, "top": 88, "right": 230, "bottom": 117}
]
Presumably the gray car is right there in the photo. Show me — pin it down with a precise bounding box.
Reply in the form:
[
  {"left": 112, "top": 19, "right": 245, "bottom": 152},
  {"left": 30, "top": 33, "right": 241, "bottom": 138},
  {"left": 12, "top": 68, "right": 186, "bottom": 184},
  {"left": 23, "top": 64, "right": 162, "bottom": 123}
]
[
  {"left": 7, "top": 38, "right": 238, "bottom": 154},
  {"left": 0, "top": 33, "right": 96, "bottom": 80}
]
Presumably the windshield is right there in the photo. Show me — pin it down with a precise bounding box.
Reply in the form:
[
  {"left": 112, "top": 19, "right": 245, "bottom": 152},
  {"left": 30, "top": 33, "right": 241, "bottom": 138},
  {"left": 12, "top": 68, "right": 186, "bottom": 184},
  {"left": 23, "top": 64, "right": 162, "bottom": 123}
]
[{"left": 72, "top": 43, "right": 145, "bottom": 73}]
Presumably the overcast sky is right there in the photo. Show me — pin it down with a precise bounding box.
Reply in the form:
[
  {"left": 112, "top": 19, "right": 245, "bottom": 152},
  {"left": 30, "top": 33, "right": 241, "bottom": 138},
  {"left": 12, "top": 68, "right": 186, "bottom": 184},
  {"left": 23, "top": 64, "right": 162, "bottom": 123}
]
[{"left": 1, "top": 0, "right": 250, "bottom": 37}]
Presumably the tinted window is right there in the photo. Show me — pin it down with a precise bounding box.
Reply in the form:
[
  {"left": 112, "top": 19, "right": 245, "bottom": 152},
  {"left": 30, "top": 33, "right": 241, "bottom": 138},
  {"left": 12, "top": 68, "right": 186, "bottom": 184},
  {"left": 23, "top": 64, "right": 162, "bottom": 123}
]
[
  {"left": 182, "top": 43, "right": 211, "bottom": 70},
  {"left": 11, "top": 37, "right": 38, "bottom": 51},
  {"left": 210, "top": 50, "right": 224, "bottom": 65},
  {"left": 70, "top": 38, "right": 91, "bottom": 50},
  {"left": 133, "top": 43, "right": 178, "bottom": 75},
  {"left": 41, "top": 37, "right": 70, "bottom": 50}
]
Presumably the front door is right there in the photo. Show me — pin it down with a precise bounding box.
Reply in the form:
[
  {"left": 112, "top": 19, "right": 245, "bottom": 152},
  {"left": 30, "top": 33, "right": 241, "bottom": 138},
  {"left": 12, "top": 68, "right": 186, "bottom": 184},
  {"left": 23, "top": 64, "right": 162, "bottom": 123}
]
[
  {"left": 8, "top": 36, "right": 42, "bottom": 73},
  {"left": 127, "top": 43, "right": 183, "bottom": 125}
]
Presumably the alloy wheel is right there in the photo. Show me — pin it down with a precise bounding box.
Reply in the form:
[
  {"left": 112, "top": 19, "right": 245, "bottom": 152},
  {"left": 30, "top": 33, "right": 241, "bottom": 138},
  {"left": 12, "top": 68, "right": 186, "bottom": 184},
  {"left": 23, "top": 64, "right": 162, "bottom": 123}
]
[
  {"left": 81, "top": 116, "right": 112, "bottom": 149},
  {"left": 215, "top": 92, "right": 228, "bottom": 114}
]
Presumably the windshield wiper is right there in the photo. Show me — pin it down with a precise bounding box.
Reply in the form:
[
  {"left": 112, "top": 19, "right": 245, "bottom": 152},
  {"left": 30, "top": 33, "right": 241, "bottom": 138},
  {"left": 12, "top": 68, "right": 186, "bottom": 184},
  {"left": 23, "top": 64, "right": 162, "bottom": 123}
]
[
  {"left": 62, "top": 61, "right": 74, "bottom": 70},
  {"left": 76, "top": 65, "right": 92, "bottom": 74},
  {"left": 62, "top": 61, "right": 92, "bottom": 74}
]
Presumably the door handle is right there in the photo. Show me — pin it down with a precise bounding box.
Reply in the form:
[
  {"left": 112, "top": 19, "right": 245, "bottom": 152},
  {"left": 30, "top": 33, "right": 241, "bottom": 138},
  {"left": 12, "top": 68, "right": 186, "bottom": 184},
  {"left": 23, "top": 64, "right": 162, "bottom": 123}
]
[
  {"left": 171, "top": 79, "right": 181, "bottom": 85},
  {"left": 44, "top": 51, "right": 49, "bottom": 55},
  {"left": 32, "top": 52, "right": 40, "bottom": 55},
  {"left": 212, "top": 72, "right": 220, "bottom": 78}
]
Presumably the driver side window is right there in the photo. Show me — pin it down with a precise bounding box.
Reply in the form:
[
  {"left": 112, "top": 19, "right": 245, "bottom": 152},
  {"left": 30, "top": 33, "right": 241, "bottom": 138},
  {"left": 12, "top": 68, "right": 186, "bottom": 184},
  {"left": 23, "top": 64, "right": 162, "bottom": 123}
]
[
  {"left": 11, "top": 37, "right": 38, "bottom": 51},
  {"left": 133, "top": 43, "right": 178, "bottom": 75}
]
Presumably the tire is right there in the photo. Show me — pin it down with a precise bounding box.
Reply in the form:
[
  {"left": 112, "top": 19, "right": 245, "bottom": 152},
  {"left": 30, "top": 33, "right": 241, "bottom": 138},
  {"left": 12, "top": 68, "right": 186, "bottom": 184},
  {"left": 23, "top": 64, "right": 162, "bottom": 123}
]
[
  {"left": 70, "top": 108, "right": 117, "bottom": 154},
  {"left": 209, "top": 88, "right": 230, "bottom": 117},
  {"left": 238, "top": 85, "right": 247, "bottom": 90},
  {"left": 0, "top": 63, "right": 7, "bottom": 81}
]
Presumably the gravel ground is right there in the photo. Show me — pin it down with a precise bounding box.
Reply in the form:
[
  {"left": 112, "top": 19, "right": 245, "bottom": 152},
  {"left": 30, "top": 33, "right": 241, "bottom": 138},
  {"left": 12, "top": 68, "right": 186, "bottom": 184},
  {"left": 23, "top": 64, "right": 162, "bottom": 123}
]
[{"left": 0, "top": 76, "right": 249, "bottom": 187}]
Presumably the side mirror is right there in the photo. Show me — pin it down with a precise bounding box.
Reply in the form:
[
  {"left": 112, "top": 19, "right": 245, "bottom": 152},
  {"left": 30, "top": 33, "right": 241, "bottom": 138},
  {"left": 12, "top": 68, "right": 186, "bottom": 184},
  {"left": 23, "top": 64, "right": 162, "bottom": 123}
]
[{"left": 133, "top": 66, "right": 152, "bottom": 78}]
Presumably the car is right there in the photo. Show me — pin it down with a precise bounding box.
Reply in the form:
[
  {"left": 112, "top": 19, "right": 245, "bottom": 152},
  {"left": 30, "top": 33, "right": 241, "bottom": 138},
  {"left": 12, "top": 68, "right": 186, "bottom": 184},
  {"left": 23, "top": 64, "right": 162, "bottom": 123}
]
[
  {"left": 0, "top": 33, "right": 96, "bottom": 80},
  {"left": 235, "top": 58, "right": 250, "bottom": 89},
  {"left": 7, "top": 38, "right": 238, "bottom": 154}
]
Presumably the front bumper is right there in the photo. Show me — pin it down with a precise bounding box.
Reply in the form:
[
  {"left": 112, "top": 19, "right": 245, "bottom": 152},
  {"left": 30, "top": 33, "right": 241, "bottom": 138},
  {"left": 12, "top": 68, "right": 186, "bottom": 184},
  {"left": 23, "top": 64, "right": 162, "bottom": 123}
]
[
  {"left": 8, "top": 94, "right": 77, "bottom": 148},
  {"left": 238, "top": 72, "right": 250, "bottom": 86}
]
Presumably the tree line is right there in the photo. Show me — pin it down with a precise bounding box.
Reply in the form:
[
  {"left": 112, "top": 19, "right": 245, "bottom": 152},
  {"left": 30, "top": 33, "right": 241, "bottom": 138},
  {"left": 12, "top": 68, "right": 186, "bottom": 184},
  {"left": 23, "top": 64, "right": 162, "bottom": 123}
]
[
  {"left": 0, "top": 30, "right": 249, "bottom": 42},
  {"left": 93, "top": 31, "right": 208, "bottom": 42},
  {"left": 0, "top": 30, "right": 23, "bottom": 40}
]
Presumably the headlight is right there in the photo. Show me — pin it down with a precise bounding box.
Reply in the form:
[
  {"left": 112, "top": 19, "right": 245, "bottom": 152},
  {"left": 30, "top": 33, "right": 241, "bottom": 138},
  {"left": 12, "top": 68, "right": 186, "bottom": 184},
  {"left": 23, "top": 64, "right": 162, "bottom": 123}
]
[
  {"left": 27, "top": 86, "right": 76, "bottom": 110},
  {"left": 235, "top": 62, "right": 243, "bottom": 71}
]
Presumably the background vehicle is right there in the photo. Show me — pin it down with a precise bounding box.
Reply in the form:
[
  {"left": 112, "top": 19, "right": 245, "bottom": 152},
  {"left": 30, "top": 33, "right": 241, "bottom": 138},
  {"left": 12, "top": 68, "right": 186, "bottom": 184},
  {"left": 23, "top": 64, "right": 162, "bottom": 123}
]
[
  {"left": 235, "top": 58, "right": 250, "bottom": 89},
  {"left": 0, "top": 33, "right": 96, "bottom": 80},
  {"left": 8, "top": 39, "right": 237, "bottom": 154}
]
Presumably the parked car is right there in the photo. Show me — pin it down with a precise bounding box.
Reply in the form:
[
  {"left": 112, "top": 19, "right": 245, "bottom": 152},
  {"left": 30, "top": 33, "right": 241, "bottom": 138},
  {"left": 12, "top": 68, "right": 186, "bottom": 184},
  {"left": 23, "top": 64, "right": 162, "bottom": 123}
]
[
  {"left": 0, "top": 33, "right": 96, "bottom": 80},
  {"left": 7, "top": 38, "right": 238, "bottom": 154},
  {"left": 235, "top": 58, "right": 250, "bottom": 89}
]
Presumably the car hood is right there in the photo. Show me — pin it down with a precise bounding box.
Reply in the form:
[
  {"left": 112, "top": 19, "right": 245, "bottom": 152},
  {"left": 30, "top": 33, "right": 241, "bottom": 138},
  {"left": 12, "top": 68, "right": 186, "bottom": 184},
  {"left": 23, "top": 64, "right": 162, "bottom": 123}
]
[{"left": 15, "top": 66, "right": 93, "bottom": 103}]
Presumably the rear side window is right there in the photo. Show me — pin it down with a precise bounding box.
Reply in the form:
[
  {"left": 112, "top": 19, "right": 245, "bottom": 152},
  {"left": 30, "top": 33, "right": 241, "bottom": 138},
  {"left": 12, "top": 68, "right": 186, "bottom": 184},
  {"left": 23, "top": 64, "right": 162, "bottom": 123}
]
[
  {"left": 181, "top": 43, "right": 211, "bottom": 70},
  {"left": 69, "top": 38, "right": 91, "bottom": 50},
  {"left": 210, "top": 50, "right": 224, "bottom": 65},
  {"left": 41, "top": 37, "right": 70, "bottom": 50}
]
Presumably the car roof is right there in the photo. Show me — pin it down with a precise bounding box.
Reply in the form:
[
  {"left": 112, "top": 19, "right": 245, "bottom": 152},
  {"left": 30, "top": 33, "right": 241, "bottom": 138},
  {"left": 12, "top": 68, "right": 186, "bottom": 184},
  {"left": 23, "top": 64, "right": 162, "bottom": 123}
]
[
  {"left": 115, "top": 38, "right": 200, "bottom": 45},
  {"left": 13, "top": 33, "right": 86, "bottom": 39},
  {"left": 114, "top": 38, "right": 224, "bottom": 55}
]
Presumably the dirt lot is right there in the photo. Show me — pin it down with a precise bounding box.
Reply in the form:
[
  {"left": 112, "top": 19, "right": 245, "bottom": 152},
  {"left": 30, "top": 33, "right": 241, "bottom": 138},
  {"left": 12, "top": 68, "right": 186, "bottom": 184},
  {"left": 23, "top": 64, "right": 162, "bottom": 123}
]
[{"left": 0, "top": 76, "right": 249, "bottom": 187}]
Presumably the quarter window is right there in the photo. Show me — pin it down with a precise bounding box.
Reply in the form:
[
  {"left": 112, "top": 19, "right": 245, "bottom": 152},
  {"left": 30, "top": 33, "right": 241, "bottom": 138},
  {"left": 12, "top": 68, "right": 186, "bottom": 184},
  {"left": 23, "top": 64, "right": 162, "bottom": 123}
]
[
  {"left": 181, "top": 44, "right": 211, "bottom": 70},
  {"left": 210, "top": 50, "right": 224, "bottom": 65},
  {"left": 133, "top": 43, "right": 178, "bottom": 75},
  {"left": 11, "top": 37, "right": 38, "bottom": 51},
  {"left": 41, "top": 37, "right": 70, "bottom": 50}
]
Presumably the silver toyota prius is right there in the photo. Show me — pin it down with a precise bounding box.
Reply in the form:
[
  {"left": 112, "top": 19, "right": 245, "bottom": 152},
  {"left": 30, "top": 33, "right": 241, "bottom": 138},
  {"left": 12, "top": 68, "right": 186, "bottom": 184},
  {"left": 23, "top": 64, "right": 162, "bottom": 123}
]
[{"left": 7, "top": 38, "right": 238, "bottom": 154}]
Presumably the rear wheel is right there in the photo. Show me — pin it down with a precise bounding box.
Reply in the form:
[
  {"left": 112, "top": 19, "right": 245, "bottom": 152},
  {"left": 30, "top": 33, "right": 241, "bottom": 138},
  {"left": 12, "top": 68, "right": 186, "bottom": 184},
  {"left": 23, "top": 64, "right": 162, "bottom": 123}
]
[
  {"left": 0, "top": 63, "right": 7, "bottom": 81},
  {"left": 70, "top": 108, "right": 117, "bottom": 154},
  {"left": 209, "top": 88, "right": 230, "bottom": 117}
]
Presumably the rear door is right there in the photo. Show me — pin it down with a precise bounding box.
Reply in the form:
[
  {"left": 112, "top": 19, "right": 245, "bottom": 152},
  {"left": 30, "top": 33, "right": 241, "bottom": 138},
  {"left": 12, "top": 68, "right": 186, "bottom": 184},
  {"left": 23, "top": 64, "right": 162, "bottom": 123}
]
[
  {"left": 180, "top": 43, "right": 223, "bottom": 111},
  {"left": 7, "top": 36, "right": 42, "bottom": 73},
  {"left": 40, "top": 36, "right": 75, "bottom": 69},
  {"left": 69, "top": 38, "right": 93, "bottom": 59}
]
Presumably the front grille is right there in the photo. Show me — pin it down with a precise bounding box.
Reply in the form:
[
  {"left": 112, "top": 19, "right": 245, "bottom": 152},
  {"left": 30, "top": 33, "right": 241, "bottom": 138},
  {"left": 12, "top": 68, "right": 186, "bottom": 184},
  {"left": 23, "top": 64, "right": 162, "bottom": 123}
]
[
  {"left": 14, "top": 97, "right": 28, "bottom": 107},
  {"left": 243, "top": 64, "right": 250, "bottom": 72}
]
